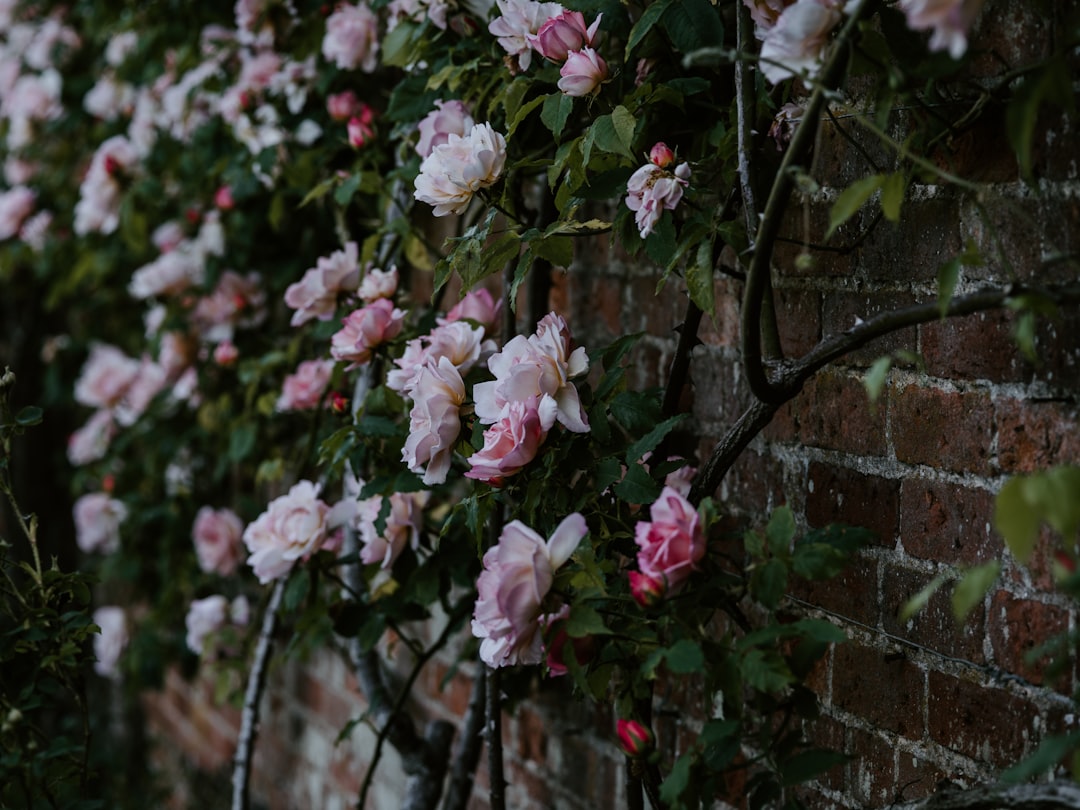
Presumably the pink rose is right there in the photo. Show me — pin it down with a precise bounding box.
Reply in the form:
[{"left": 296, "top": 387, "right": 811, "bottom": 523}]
[
  {"left": 471, "top": 513, "right": 587, "bottom": 668},
  {"left": 355, "top": 491, "right": 427, "bottom": 569},
  {"left": 473, "top": 312, "right": 589, "bottom": 433},
  {"left": 192, "top": 506, "right": 245, "bottom": 576},
  {"left": 743, "top": 0, "right": 795, "bottom": 34},
  {"left": 191, "top": 270, "right": 267, "bottom": 343},
  {"left": 648, "top": 142, "right": 675, "bottom": 169},
  {"left": 759, "top": 0, "right": 841, "bottom": 85},
  {"left": 617, "top": 719, "right": 655, "bottom": 757},
  {"left": 330, "top": 298, "right": 406, "bottom": 368},
  {"left": 347, "top": 111, "right": 375, "bottom": 148},
  {"left": 413, "top": 122, "right": 507, "bottom": 216},
  {"left": 388, "top": 320, "right": 489, "bottom": 395},
  {"left": 529, "top": 10, "right": 601, "bottom": 62},
  {"left": 440, "top": 287, "right": 503, "bottom": 333},
  {"left": 276, "top": 359, "right": 334, "bottom": 411},
  {"left": 113, "top": 356, "right": 168, "bottom": 426},
  {"left": 628, "top": 570, "right": 665, "bottom": 607},
  {"left": 68, "top": 409, "right": 116, "bottom": 466},
  {"left": 93, "top": 606, "right": 128, "bottom": 679},
  {"left": 898, "top": 0, "right": 984, "bottom": 59},
  {"left": 74, "top": 135, "right": 139, "bottom": 235},
  {"left": 633, "top": 486, "right": 705, "bottom": 592},
  {"left": 466, "top": 397, "right": 557, "bottom": 484},
  {"left": 624, "top": 161, "right": 691, "bottom": 239},
  {"left": 214, "top": 185, "right": 235, "bottom": 210},
  {"left": 357, "top": 265, "right": 399, "bottom": 302},
  {"left": 74, "top": 344, "right": 141, "bottom": 410},
  {"left": 416, "top": 100, "right": 475, "bottom": 159},
  {"left": 322, "top": 3, "right": 380, "bottom": 72},
  {"left": 284, "top": 242, "right": 361, "bottom": 326},
  {"left": 185, "top": 595, "right": 228, "bottom": 654},
  {"left": 74, "top": 492, "right": 128, "bottom": 554},
  {"left": 242, "top": 480, "right": 331, "bottom": 583},
  {"left": 214, "top": 340, "right": 239, "bottom": 366},
  {"left": 328, "top": 90, "right": 364, "bottom": 121},
  {"left": 401, "top": 357, "right": 466, "bottom": 485},
  {"left": 0, "top": 186, "right": 35, "bottom": 241},
  {"left": 488, "top": 0, "right": 563, "bottom": 70},
  {"left": 557, "top": 47, "right": 607, "bottom": 97}
]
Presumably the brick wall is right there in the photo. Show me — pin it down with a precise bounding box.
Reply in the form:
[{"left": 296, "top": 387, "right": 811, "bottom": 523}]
[{"left": 143, "top": 6, "right": 1080, "bottom": 808}]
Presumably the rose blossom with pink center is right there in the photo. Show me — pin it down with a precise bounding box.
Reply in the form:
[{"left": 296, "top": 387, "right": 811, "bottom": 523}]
[
  {"left": 357, "top": 265, "right": 399, "bottom": 302},
  {"left": 414, "top": 122, "right": 507, "bottom": 216},
  {"left": 284, "top": 242, "right": 361, "bottom": 326},
  {"left": 557, "top": 47, "right": 607, "bottom": 97},
  {"left": 74, "top": 344, "right": 141, "bottom": 410},
  {"left": 898, "top": 0, "right": 985, "bottom": 59},
  {"left": 439, "top": 287, "right": 503, "bottom": 332},
  {"left": 242, "top": 480, "right": 331, "bottom": 583},
  {"left": 529, "top": 10, "right": 601, "bottom": 62},
  {"left": 488, "top": 0, "right": 564, "bottom": 70},
  {"left": 625, "top": 159, "right": 691, "bottom": 239},
  {"left": 330, "top": 298, "right": 406, "bottom": 369},
  {"left": 759, "top": 0, "right": 841, "bottom": 85},
  {"left": 322, "top": 3, "right": 379, "bottom": 72},
  {"left": 354, "top": 491, "right": 428, "bottom": 569},
  {"left": 388, "top": 320, "right": 490, "bottom": 396},
  {"left": 327, "top": 90, "right": 364, "bottom": 121},
  {"left": 0, "top": 186, "right": 35, "bottom": 241},
  {"left": 416, "top": 100, "right": 474, "bottom": 159},
  {"left": 276, "top": 359, "right": 334, "bottom": 411},
  {"left": 471, "top": 513, "right": 587, "bottom": 668},
  {"left": 466, "top": 397, "right": 557, "bottom": 484},
  {"left": 634, "top": 486, "right": 706, "bottom": 592},
  {"left": 74, "top": 492, "right": 128, "bottom": 554},
  {"left": 68, "top": 409, "right": 116, "bottom": 466},
  {"left": 192, "top": 506, "right": 245, "bottom": 576},
  {"left": 401, "top": 356, "right": 466, "bottom": 485}
]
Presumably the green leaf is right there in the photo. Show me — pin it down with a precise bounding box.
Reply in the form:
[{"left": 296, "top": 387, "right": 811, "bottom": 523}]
[
  {"left": 334, "top": 173, "right": 363, "bottom": 206},
  {"left": 766, "top": 506, "right": 796, "bottom": 555},
  {"left": 283, "top": 569, "right": 311, "bottom": 612},
  {"left": 1033, "top": 466, "right": 1080, "bottom": 541},
  {"left": 507, "top": 93, "right": 547, "bottom": 138},
  {"left": 660, "top": 0, "right": 725, "bottom": 54},
  {"left": 1006, "top": 56, "right": 1073, "bottom": 180},
  {"left": 897, "top": 574, "right": 947, "bottom": 623},
  {"left": 863, "top": 355, "right": 892, "bottom": 403},
  {"left": 583, "top": 112, "right": 635, "bottom": 162},
  {"left": 751, "top": 558, "right": 788, "bottom": 610},
  {"left": 14, "top": 406, "right": 43, "bottom": 427},
  {"left": 643, "top": 212, "right": 677, "bottom": 265},
  {"left": 228, "top": 423, "right": 257, "bottom": 462},
  {"left": 1002, "top": 732, "right": 1080, "bottom": 783},
  {"left": 381, "top": 21, "right": 417, "bottom": 67},
  {"left": 936, "top": 257, "right": 960, "bottom": 319},
  {"left": 614, "top": 463, "right": 661, "bottom": 505},
  {"left": 951, "top": 561, "right": 1000, "bottom": 620},
  {"left": 994, "top": 476, "right": 1041, "bottom": 564},
  {"left": 566, "top": 603, "right": 611, "bottom": 637},
  {"left": 740, "top": 647, "right": 794, "bottom": 693},
  {"left": 625, "top": 414, "right": 686, "bottom": 464},
  {"left": 659, "top": 751, "right": 695, "bottom": 805},
  {"left": 461, "top": 232, "right": 520, "bottom": 290},
  {"left": 611, "top": 105, "right": 637, "bottom": 156},
  {"left": 541, "top": 93, "right": 574, "bottom": 139},
  {"left": 625, "top": 0, "right": 673, "bottom": 59},
  {"left": 685, "top": 240, "right": 716, "bottom": 317},
  {"left": 532, "top": 234, "right": 574, "bottom": 268},
  {"left": 664, "top": 639, "right": 705, "bottom": 674},
  {"left": 879, "top": 172, "right": 905, "bottom": 222},
  {"left": 826, "top": 174, "right": 883, "bottom": 239},
  {"left": 781, "top": 749, "right": 849, "bottom": 786},
  {"left": 700, "top": 720, "right": 740, "bottom": 771}
]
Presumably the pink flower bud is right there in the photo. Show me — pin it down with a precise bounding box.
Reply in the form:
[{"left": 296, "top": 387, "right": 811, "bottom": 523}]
[
  {"left": 557, "top": 47, "right": 608, "bottom": 97},
  {"left": 649, "top": 142, "right": 675, "bottom": 168},
  {"left": 330, "top": 391, "right": 350, "bottom": 414},
  {"left": 617, "top": 719, "right": 655, "bottom": 758},
  {"left": 327, "top": 90, "right": 362, "bottom": 122},
  {"left": 214, "top": 185, "right": 235, "bottom": 210},
  {"left": 531, "top": 11, "right": 602, "bottom": 62},
  {"left": 347, "top": 110, "right": 375, "bottom": 148},
  {"left": 629, "top": 571, "right": 666, "bottom": 608},
  {"left": 213, "top": 340, "right": 238, "bottom": 366}
]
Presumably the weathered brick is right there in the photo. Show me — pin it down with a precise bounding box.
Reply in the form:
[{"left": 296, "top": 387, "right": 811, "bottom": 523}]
[
  {"left": 895, "top": 750, "right": 950, "bottom": 803},
  {"left": 848, "top": 727, "right": 897, "bottom": 808},
  {"left": 996, "top": 397, "right": 1080, "bottom": 474},
  {"left": 789, "top": 370, "right": 888, "bottom": 456},
  {"left": 855, "top": 188, "right": 963, "bottom": 283},
  {"left": 987, "top": 592, "right": 1071, "bottom": 688},
  {"left": 806, "top": 461, "right": 899, "bottom": 547},
  {"left": 698, "top": 276, "right": 741, "bottom": 349},
  {"left": 774, "top": 286, "right": 822, "bottom": 358},
  {"left": 516, "top": 706, "right": 548, "bottom": 765},
  {"left": 774, "top": 198, "right": 854, "bottom": 278},
  {"left": 920, "top": 309, "right": 1031, "bottom": 384},
  {"left": 960, "top": 194, "right": 1043, "bottom": 285},
  {"left": 890, "top": 382, "right": 995, "bottom": 475},
  {"left": 789, "top": 555, "right": 879, "bottom": 627},
  {"left": 832, "top": 646, "right": 925, "bottom": 740},
  {"left": 821, "top": 290, "right": 920, "bottom": 368},
  {"left": 899, "top": 480, "right": 999, "bottom": 565},
  {"left": 926, "top": 673, "right": 1038, "bottom": 766},
  {"left": 880, "top": 564, "right": 986, "bottom": 663}
]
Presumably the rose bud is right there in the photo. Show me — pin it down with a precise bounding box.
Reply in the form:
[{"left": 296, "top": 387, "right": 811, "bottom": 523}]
[
  {"left": 213, "top": 340, "right": 238, "bottom": 366},
  {"left": 557, "top": 47, "right": 608, "bottom": 97},
  {"left": 532, "top": 10, "right": 602, "bottom": 62},
  {"left": 629, "top": 571, "right": 666, "bottom": 608},
  {"left": 649, "top": 142, "right": 675, "bottom": 169},
  {"left": 214, "top": 185, "right": 235, "bottom": 210},
  {"left": 617, "top": 719, "right": 655, "bottom": 758},
  {"left": 330, "top": 392, "right": 350, "bottom": 414}
]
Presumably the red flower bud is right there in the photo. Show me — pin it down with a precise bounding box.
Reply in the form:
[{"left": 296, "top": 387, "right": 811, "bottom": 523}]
[
  {"left": 330, "top": 392, "right": 350, "bottom": 414},
  {"left": 215, "top": 185, "right": 235, "bottom": 211},
  {"left": 629, "top": 571, "right": 665, "bottom": 608},
  {"left": 101, "top": 473, "right": 116, "bottom": 493},
  {"left": 649, "top": 142, "right": 675, "bottom": 168},
  {"left": 103, "top": 155, "right": 121, "bottom": 177},
  {"left": 617, "top": 719, "right": 654, "bottom": 757}
]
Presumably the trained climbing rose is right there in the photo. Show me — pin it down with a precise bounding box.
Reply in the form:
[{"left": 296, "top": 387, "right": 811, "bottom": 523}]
[
  {"left": 624, "top": 146, "right": 691, "bottom": 239},
  {"left": 401, "top": 356, "right": 467, "bottom": 485},
  {"left": 634, "top": 486, "right": 706, "bottom": 594},
  {"left": 191, "top": 506, "right": 245, "bottom": 576},
  {"left": 472, "top": 512, "right": 588, "bottom": 668},
  {"left": 413, "top": 122, "right": 507, "bottom": 216},
  {"left": 758, "top": 0, "right": 842, "bottom": 85},
  {"left": 242, "top": 480, "right": 331, "bottom": 583},
  {"left": 284, "top": 242, "right": 361, "bottom": 326}
]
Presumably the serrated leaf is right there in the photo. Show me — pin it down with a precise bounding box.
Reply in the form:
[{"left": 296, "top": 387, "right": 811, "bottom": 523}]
[
  {"left": 951, "top": 561, "right": 1000, "bottom": 620},
  {"left": 827, "top": 174, "right": 883, "bottom": 239},
  {"left": 880, "top": 172, "right": 905, "bottom": 221},
  {"left": 660, "top": 0, "right": 725, "bottom": 54},
  {"left": 625, "top": 414, "right": 686, "bottom": 464},
  {"left": 1037, "top": 467, "right": 1080, "bottom": 540},
  {"left": 334, "top": 173, "right": 363, "bottom": 206},
  {"left": 863, "top": 356, "right": 892, "bottom": 403},
  {"left": 994, "top": 476, "right": 1040, "bottom": 564},
  {"left": 659, "top": 751, "right": 695, "bottom": 805},
  {"left": 664, "top": 639, "right": 705, "bottom": 674},
  {"left": 741, "top": 647, "right": 794, "bottom": 693},
  {"left": 566, "top": 603, "right": 611, "bottom": 637},
  {"left": 751, "top": 558, "right": 788, "bottom": 610},
  {"left": 643, "top": 212, "right": 676, "bottom": 265},
  {"left": 611, "top": 105, "right": 636, "bottom": 155},
  {"left": 508, "top": 93, "right": 547, "bottom": 137},
  {"left": 532, "top": 234, "right": 573, "bottom": 268},
  {"left": 766, "top": 506, "right": 795, "bottom": 554},
  {"left": 541, "top": 93, "right": 574, "bottom": 139},
  {"left": 897, "top": 574, "right": 947, "bottom": 623},
  {"left": 685, "top": 240, "right": 716, "bottom": 317},
  {"left": 613, "top": 463, "right": 660, "bottom": 505},
  {"left": 381, "top": 21, "right": 417, "bottom": 67}
]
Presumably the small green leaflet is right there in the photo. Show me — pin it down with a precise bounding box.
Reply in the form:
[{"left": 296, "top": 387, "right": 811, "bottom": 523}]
[
  {"left": 826, "top": 174, "right": 883, "bottom": 239},
  {"left": 951, "top": 561, "right": 1001, "bottom": 620}
]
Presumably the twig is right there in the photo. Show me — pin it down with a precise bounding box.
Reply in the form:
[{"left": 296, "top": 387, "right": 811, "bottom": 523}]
[
  {"left": 231, "top": 577, "right": 286, "bottom": 810},
  {"left": 441, "top": 665, "right": 487, "bottom": 810},
  {"left": 486, "top": 666, "right": 506, "bottom": 810}
]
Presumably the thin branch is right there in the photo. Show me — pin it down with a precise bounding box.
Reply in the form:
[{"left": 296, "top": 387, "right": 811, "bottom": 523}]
[
  {"left": 691, "top": 281, "right": 1080, "bottom": 503},
  {"left": 231, "top": 577, "right": 286, "bottom": 810},
  {"left": 742, "top": 3, "right": 874, "bottom": 404},
  {"left": 486, "top": 666, "right": 506, "bottom": 810},
  {"left": 441, "top": 665, "right": 487, "bottom": 810}
]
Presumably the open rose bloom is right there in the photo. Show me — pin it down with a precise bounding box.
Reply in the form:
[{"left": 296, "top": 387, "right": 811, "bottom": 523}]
[
  {"left": 242, "top": 480, "right": 331, "bottom": 583},
  {"left": 471, "top": 513, "right": 587, "bottom": 668},
  {"left": 898, "top": 0, "right": 985, "bottom": 59},
  {"left": 413, "top": 122, "right": 507, "bottom": 216},
  {"left": 192, "top": 506, "right": 245, "bottom": 576},
  {"left": 625, "top": 158, "right": 691, "bottom": 239},
  {"left": 758, "top": 0, "right": 841, "bottom": 85},
  {"left": 634, "top": 486, "right": 706, "bottom": 594}
]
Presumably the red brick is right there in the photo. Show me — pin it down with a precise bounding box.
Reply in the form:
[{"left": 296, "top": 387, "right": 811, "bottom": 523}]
[
  {"left": 515, "top": 706, "right": 548, "bottom": 765},
  {"left": 698, "top": 276, "right": 741, "bottom": 349},
  {"left": 895, "top": 750, "right": 950, "bottom": 803},
  {"left": 890, "top": 382, "right": 995, "bottom": 475},
  {"left": 774, "top": 199, "right": 854, "bottom": 278},
  {"left": 832, "top": 646, "right": 925, "bottom": 740},
  {"left": 789, "top": 370, "right": 888, "bottom": 456},
  {"left": 805, "top": 716, "right": 847, "bottom": 792},
  {"left": 822, "top": 291, "right": 921, "bottom": 369},
  {"left": 881, "top": 564, "right": 986, "bottom": 663},
  {"left": 920, "top": 309, "right": 1031, "bottom": 383},
  {"left": 848, "top": 727, "right": 896, "bottom": 807},
  {"left": 855, "top": 189, "right": 963, "bottom": 283},
  {"left": 789, "top": 555, "right": 879, "bottom": 628},
  {"left": 690, "top": 346, "right": 753, "bottom": 430},
  {"left": 774, "top": 286, "right": 822, "bottom": 359},
  {"left": 961, "top": 194, "right": 1043, "bottom": 285},
  {"left": 988, "top": 592, "right": 1070, "bottom": 688},
  {"left": 806, "top": 461, "right": 899, "bottom": 546},
  {"left": 927, "top": 673, "right": 1039, "bottom": 766},
  {"left": 899, "top": 480, "right": 1000, "bottom": 565},
  {"left": 996, "top": 397, "right": 1080, "bottom": 474}
]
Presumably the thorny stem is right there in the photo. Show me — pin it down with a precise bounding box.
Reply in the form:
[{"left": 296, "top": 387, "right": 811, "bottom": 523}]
[
  {"left": 441, "top": 666, "right": 487, "bottom": 810},
  {"left": 231, "top": 577, "right": 286, "bottom": 810},
  {"left": 742, "top": 2, "right": 873, "bottom": 404}
]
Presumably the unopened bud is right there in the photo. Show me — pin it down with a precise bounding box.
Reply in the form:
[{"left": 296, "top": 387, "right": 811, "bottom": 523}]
[
  {"left": 617, "top": 719, "right": 654, "bottom": 757},
  {"left": 649, "top": 142, "right": 675, "bottom": 168},
  {"left": 629, "top": 571, "right": 665, "bottom": 608}
]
